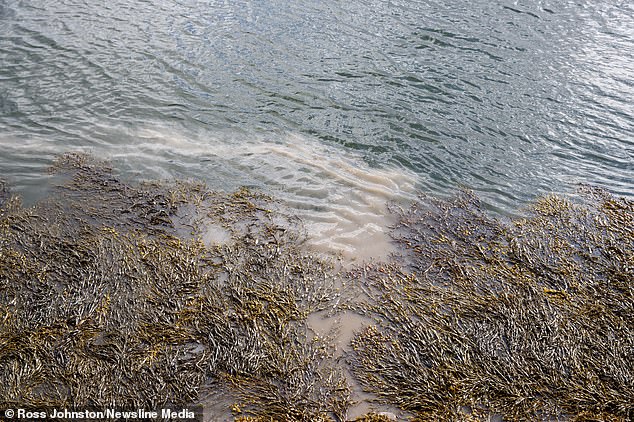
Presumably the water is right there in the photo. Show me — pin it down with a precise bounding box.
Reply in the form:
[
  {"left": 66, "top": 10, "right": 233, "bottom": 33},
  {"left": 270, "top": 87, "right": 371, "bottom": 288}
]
[
  {"left": 1, "top": 0, "right": 633, "bottom": 254},
  {"left": 1, "top": 1, "right": 633, "bottom": 418}
]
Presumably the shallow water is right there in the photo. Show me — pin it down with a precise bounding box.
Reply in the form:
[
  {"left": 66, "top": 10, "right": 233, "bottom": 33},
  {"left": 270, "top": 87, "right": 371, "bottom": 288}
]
[{"left": 1, "top": 0, "right": 633, "bottom": 256}]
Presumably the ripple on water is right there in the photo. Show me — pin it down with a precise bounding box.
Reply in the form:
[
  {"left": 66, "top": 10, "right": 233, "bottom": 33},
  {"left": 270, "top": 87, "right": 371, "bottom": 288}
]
[
  {"left": 135, "top": 130, "right": 418, "bottom": 263},
  {"left": 1, "top": 127, "right": 417, "bottom": 263}
]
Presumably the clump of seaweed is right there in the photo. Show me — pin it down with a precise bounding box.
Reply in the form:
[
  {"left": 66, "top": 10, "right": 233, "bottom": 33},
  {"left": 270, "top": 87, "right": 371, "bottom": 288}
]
[
  {"left": 0, "top": 152, "right": 351, "bottom": 420},
  {"left": 346, "top": 189, "right": 633, "bottom": 420}
]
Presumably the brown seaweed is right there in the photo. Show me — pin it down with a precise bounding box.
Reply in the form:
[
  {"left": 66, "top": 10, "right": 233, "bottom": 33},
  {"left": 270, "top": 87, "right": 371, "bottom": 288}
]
[
  {"left": 0, "top": 152, "right": 350, "bottom": 420},
  {"left": 1, "top": 152, "right": 632, "bottom": 421},
  {"left": 346, "top": 188, "right": 633, "bottom": 421}
]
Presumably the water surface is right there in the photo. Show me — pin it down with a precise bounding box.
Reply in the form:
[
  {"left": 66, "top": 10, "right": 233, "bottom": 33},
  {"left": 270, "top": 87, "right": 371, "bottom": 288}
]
[{"left": 1, "top": 0, "right": 632, "bottom": 253}]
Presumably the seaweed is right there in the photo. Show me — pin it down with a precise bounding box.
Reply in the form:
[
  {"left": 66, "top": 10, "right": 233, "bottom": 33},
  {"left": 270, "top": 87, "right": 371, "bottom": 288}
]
[
  {"left": 1, "top": 153, "right": 632, "bottom": 421},
  {"left": 346, "top": 189, "right": 634, "bottom": 421},
  {"left": 0, "top": 152, "right": 350, "bottom": 420}
]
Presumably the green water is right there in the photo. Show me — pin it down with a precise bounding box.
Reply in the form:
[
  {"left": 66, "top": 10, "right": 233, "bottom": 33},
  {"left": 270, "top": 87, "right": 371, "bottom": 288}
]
[{"left": 1, "top": 0, "right": 632, "bottom": 214}]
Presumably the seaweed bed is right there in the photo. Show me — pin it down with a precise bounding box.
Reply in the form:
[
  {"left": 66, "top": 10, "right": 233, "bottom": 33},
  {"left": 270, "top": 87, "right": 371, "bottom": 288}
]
[{"left": 0, "top": 153, "right": 632, "bottom": 421}]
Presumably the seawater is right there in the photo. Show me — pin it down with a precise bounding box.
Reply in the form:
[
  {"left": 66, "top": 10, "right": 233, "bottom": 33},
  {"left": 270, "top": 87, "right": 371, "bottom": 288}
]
[
  {"left": 1, "top": 0, "right": 632, "bottom": 211},
  {"left": 1, "top": 0, "right": 632, "bottom": 219},
  {"left": 1, "top": 0, "right": 632, "bottom": 418}
]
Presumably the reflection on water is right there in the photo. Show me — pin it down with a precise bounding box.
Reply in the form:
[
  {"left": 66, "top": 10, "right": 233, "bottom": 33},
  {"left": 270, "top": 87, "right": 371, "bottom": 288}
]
[{"left": 1, "top": 0, "right": 632, "bottom": 214}]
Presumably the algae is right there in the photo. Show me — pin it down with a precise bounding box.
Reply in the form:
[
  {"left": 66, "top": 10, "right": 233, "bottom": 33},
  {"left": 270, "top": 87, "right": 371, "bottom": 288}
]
[
  {"left": 346, "top": 189, "right": 633, "bottom": 421},
  {"left": 0, "top": 153, "right": 350, "bottom": 420},
  {"left": 0, "top": 153, "right": 632, "bottom": 421}
]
